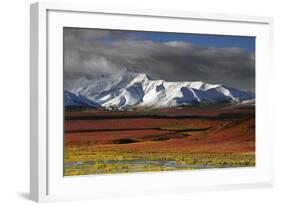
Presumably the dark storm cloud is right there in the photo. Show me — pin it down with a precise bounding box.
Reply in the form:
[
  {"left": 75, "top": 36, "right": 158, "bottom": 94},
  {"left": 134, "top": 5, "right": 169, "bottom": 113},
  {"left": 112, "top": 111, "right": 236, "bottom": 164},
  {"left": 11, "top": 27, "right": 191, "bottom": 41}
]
[{"left": 64, "top": 28, "right": 255, "bottom": 92}]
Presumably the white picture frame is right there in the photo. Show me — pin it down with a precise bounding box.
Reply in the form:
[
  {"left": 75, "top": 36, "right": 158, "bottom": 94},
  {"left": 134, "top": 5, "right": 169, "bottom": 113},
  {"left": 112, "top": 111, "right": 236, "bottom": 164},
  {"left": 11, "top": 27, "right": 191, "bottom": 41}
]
[{"left": 30, "top": 2, "right": 274, "bottom": 202}]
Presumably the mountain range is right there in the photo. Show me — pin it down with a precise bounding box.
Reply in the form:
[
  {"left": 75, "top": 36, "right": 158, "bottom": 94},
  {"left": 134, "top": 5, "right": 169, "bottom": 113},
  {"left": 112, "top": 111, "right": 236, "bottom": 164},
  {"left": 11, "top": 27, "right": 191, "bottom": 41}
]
[{"left": 64, "top": 69, "right": 255, "bottom": 110}]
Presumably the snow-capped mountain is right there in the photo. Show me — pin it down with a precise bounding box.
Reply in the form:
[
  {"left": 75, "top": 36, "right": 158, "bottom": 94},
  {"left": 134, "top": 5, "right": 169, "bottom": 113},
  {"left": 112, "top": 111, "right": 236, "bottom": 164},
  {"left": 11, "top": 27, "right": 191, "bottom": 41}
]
[
  {"left": 64, "top": 90, "right": 102, "bottom": 108},
  {"left": 68, "top": 70, "right": 255, "bottom": 110}
]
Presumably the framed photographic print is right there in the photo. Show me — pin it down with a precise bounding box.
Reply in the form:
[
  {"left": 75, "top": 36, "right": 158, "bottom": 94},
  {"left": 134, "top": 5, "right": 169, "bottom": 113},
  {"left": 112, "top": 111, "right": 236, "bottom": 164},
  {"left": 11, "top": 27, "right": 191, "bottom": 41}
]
[{"left": 30, "top": 2, "right": 274, "bottom": 202}]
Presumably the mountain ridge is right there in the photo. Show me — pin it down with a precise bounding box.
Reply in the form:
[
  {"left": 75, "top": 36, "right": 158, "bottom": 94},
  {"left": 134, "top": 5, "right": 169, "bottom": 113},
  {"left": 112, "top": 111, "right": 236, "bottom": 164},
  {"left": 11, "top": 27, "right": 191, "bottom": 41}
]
[{"left": 65, "top": 70, "right": 255, "bottom": 110}]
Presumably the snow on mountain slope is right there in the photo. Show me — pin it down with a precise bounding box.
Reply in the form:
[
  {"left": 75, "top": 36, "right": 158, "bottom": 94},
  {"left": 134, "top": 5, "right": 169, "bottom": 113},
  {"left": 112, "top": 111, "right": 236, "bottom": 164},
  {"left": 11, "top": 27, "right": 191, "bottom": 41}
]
[
  {"left": 69, "top": 71, "right": 255, "bottom": 110},
  {"left": 64, "top": 90, "right": 102, "bottom": 108},
  {"left": 71, "top": 68, "right": 138, "bottom": 101}
]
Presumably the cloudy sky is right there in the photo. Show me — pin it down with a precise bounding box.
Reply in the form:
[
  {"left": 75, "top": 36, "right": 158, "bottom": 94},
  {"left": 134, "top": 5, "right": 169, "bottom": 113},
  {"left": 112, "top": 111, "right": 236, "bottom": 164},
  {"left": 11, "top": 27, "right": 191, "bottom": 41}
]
[{"left": 64, "top": 27, "right": 255, "bottom": 92}]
